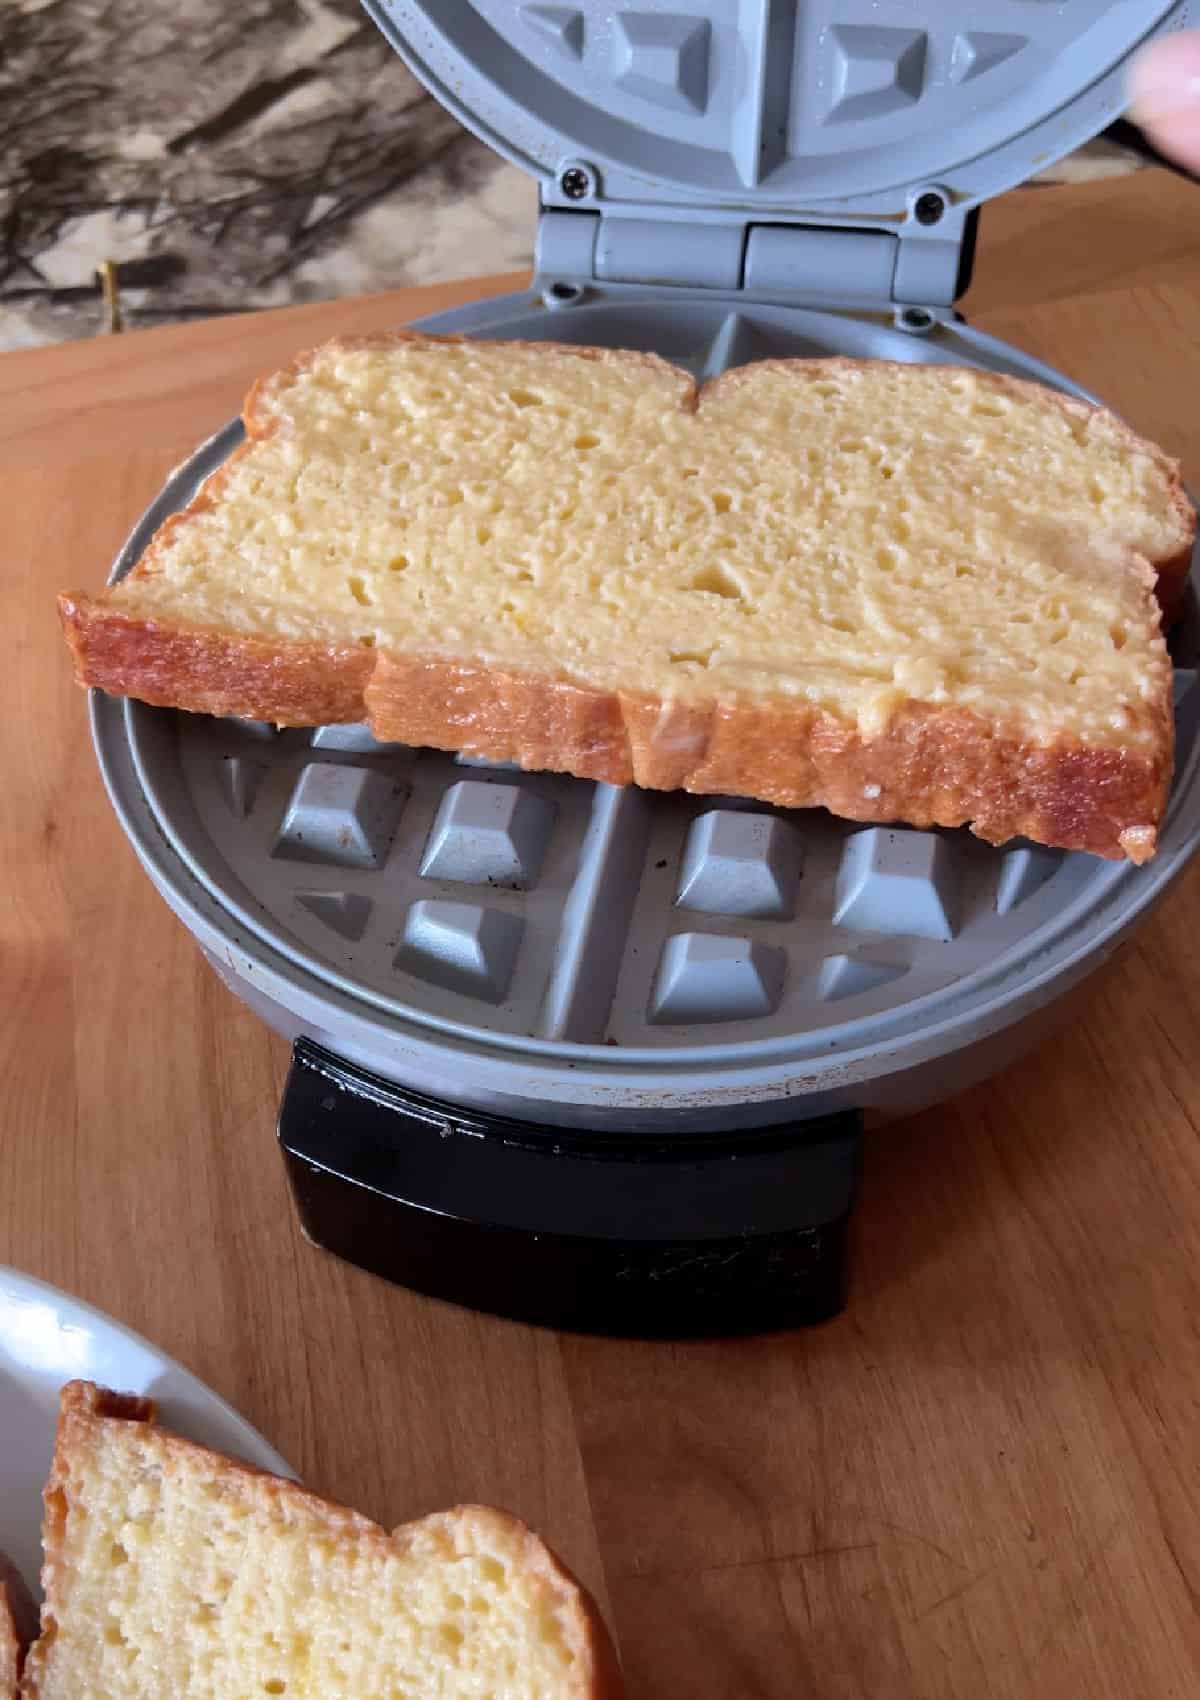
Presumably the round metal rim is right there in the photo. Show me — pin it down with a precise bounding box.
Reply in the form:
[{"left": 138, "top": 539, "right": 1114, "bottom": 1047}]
[{"left": 89, "top": 290, "right": 1200, "bottom": 1107}]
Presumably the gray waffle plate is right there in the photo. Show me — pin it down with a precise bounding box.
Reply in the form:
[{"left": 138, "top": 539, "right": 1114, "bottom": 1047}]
[
  {"left": 110, "top": 297, "right": 1200, "bottom": 1080},
  {"left": 367, "top": 2, "right": 1186, "bottom": 216}
]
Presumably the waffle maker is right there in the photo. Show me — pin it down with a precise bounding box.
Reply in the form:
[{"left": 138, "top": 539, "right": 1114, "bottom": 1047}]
[{"left": 90, "top": 2, "right": 1200, "bottom": 1336}]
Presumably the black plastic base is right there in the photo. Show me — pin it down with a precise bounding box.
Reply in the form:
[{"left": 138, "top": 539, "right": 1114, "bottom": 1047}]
[{"left": 278, "top": 1040, "right": 861, "bottom": 1337}]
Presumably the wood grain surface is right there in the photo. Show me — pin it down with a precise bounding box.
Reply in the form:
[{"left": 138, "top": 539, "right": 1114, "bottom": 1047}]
[{"left": 3, "top": 173, "right": 1200, "bottom": 1700}]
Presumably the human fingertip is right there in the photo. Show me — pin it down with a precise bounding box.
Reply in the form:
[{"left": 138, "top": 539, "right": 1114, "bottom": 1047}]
[{"left": 1127, "top": 32, "right": 1200, "bottom": 123}]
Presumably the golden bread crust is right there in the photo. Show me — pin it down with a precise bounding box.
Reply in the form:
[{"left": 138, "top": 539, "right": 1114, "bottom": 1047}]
[
  {"left": 58, "top": 599, "right": 375, "bottom": 725},
  {"left": 20, "top": 1381, "right": 623, "bottom": 1700},
  {"left": 58, "top": 603, "right": 1170, "bottom": 860},
  {"left": 369, "top": 653, "right": 1173, "bottom": 863},
  {"left": 58, "top": 332, "right": 1192, "bottom": 862}
]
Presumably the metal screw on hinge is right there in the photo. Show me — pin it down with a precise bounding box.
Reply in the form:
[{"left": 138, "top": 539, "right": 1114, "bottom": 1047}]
[
  {"left": 542, "top": 281, "right": 585, "bottom": 309},
  {"left": 913, "top": 190, "right": 947, "bottom": 227},
  {"left": 559, "top": 162, "right": 595, "bottom": 201},
  {"left": 898, "top": 306, "right": 935, "bottom": 333}
]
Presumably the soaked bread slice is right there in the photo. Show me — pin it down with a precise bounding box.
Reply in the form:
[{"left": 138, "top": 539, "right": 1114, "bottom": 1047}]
[
  {"left": 60, "top": 334, "right": 1193, "bottom": 859},
  {"left": 20, "top": 1382, "right": 621, "bottom": 1700}
]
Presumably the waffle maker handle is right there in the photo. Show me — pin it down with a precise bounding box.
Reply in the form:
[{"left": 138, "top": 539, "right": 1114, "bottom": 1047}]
[{"left": 278, "top": 1039, "right": 860, "bottom": 1337}]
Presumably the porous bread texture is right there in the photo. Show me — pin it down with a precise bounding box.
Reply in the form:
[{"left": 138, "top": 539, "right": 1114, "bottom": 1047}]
[
  {"left": 20, "top": 1382, "right": 621, "bottom": 1700},
  {"left": 59, "top": 333, "right": 1193, "bottom": 861}
]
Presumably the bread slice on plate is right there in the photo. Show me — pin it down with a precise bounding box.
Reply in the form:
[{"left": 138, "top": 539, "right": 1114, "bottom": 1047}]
[
  {"left": 20, "top": 1381, "right": 622, "bottom": 1700},
  {"left": 60, "top": 334, "right": 1193, "bottom": 861}
]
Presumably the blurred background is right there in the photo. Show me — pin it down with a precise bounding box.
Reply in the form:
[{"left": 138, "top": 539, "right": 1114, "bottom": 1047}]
[{"left": 1, "top": 0, "right": 1148, "bottom": 352}]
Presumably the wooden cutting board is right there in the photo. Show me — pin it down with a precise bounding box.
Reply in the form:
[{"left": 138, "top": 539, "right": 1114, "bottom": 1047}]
[{"left": 3, "top": 172, "right": 1200, "bottom": 1700}]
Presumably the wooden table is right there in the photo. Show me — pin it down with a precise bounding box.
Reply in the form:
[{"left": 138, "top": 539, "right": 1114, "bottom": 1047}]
[{"left": 4, "top": 171, "right": 1200, "bottom": 1700}]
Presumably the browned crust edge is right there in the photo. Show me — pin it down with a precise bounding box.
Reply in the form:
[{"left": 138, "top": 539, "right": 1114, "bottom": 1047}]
[
  {"left": 58, "top": 332, "right": 1192, "bottom": 862},
  {"left": 60, "top": 599, "right": 1171, "bottom": 862},
  {"left": 58, "top": 598, "right": 376, "bottom": 726},
  {"left": 367, "top": 653, "right": 1174, "bottom": 864},
  {"left": 19, "top": 1384, "right": 149, "bottom": 1700},
  {"left": 20, "top": 1381, "right": 623, "bottom": 1700}
]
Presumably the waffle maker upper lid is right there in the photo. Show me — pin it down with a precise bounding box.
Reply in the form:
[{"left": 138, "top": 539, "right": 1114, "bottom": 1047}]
[
  {"left": 364, "top": 1, "right": 1186, "bottom": 210},
  {"left": 362, "top": 5, "right": 1185, "bottom": 222}
]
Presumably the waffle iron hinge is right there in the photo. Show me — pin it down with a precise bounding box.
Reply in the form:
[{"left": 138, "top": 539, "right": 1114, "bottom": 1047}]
[{"left": 536, "top": 200, "right": 975, "bottom": 315}]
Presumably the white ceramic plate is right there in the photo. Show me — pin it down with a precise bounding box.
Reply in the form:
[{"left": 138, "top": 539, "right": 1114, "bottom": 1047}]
[{"left": 0, "top": 1265, "right": 292, "bottom": 1630}]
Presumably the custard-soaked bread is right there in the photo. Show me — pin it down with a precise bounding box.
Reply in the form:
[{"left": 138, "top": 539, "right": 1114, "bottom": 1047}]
[
  {"left": 59, "top": 335, "right": 1193, "bottom": 860},
  {"left": 20, "top": 1383, "right": 621, "bottom": 1700}
]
